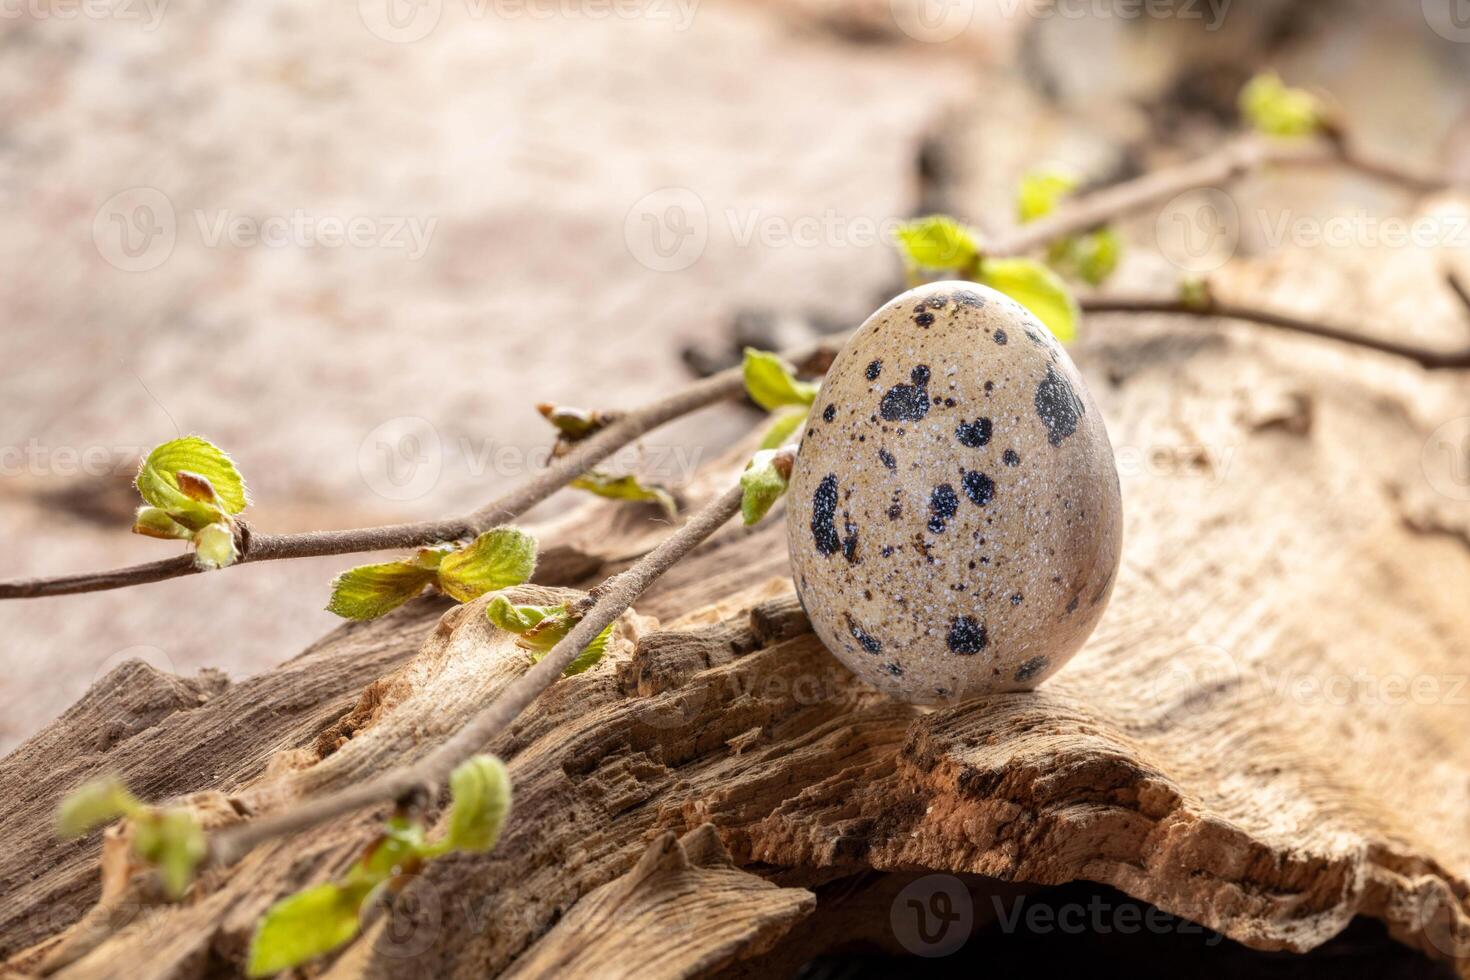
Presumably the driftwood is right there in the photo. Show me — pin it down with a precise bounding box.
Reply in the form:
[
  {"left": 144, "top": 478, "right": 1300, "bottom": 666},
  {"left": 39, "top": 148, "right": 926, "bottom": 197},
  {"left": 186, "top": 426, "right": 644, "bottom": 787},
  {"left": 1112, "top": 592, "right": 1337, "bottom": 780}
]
[{"left": 3, "top": 277, "right": 1470, "bottom": 978}]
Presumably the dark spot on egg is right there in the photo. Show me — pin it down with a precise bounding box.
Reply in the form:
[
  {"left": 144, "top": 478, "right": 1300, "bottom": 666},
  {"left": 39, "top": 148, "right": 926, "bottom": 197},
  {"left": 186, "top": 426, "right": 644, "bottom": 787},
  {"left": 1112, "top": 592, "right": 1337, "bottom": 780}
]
[
  {"left": 1035, "top": 366, "right": 1084, "bottom": 446},
  {"left": 1065, "top": 595, "right": 1079, "bottom": 614},
  {"left": 914, "top": 311, "right": 935, "bottom": 328},
  {"left": 822, "top": 404, "right": 836, "bottom": 423},
  {"left": 927, "top": 484, "right": 959, "bottom": 533},
  {"left": 845, "top": 614, "right": 882, "bottom": 654},
  {"left": 811, "top": 475, "right": 841, "bottom": 555},
  {"left": 865, "top": 359, "right": 882, "bottom": 381},
  {"left": 887, "top": 502, "right": 903, "bottom": 521},
  {"left": 881, "top": 662, "right": 904, "bottom": 677},
  {"left": 955, "top": 417, "right": 992, "bottom": 448},
  {"left": 1003, "top": 449, "right": 1021, "bottom": 467},
  {"left": 993, "top": 329, "right": 1007, "bottom": 345},
  {"left": 947, "top": 616, "right": 987, "bottom": 655},
  {"left": 1011, "top": 592, "right": 1024, "bottom": 606},
  {"left": 1014, "top": 656, "right": 1048, "bottom": 682},
  {"left": 962, "top": 470, "right": 995, "bottom": 507},
  {"left": 911, "top": 365, "right": 931, "bottom": 386},
  {"left": 842, "top": 516, "right": 860, "bottom": 564},
  {"left": 953, "top": 289, "right": 985, "bottom": 308},
  {"left": 878, "top": 448, "right": 897, "bottom": 470},
  {"left": 880, "top": 380, "right": 930, "bottom": 422}
]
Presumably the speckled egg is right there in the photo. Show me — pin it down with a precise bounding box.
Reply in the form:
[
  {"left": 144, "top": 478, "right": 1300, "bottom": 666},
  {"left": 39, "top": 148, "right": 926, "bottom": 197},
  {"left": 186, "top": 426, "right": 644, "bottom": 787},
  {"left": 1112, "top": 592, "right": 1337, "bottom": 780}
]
[{"left": 787, "top": 281, "right": 1122, "bottom": 703}]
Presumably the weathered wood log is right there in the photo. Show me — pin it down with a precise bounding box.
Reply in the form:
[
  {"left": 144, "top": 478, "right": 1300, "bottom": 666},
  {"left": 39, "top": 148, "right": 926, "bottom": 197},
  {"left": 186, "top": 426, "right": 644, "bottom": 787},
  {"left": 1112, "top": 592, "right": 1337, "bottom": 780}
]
[{"left": 3, "top": 285, "right": 1470, "bottom": 978}]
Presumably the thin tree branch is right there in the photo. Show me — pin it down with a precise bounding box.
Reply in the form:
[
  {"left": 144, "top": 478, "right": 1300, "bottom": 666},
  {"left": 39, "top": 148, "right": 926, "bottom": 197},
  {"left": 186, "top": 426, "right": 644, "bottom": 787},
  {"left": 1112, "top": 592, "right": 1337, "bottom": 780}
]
[
  {"left": 994, "top": 134, "right": 1452, "bottom": 259},
  {"left": 208, "top": 478, "right": 750, "bottom": 867},
  {"left": 0, "top": 366, "right": 791, "bottom": 600},
  {"left": 1, "top": 132, "right": 1456, "bottom": 602},
  {"left": 1081, "top": 289, "right": 1470, "bottom": 371}
]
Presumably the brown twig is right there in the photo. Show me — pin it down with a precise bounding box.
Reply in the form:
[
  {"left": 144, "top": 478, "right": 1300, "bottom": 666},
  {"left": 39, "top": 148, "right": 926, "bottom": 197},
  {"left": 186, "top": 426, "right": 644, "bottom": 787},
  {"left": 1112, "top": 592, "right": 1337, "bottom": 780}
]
[
  {"left": 994, "top": 134, "right": 1450, "bottom": 258},
  {"left": 208, "top": 478, "right": 750, "bottom": 867},
  {"left": 1081, "top": 289, "right": 1470, "bottom": 370},
  {"left": 0, "top": 365, "right": 802, "bottom": 600}
]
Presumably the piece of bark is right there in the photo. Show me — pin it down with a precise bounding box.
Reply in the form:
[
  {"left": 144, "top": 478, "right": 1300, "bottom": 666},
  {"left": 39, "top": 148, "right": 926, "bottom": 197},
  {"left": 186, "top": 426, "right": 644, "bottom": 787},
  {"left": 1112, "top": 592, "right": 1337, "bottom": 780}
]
[
  {"left": 499, "top": 825, "right": 814, "bottom": 980},
  {"left": 4, "top": 284, "right": 1470, "bottom": 979}
]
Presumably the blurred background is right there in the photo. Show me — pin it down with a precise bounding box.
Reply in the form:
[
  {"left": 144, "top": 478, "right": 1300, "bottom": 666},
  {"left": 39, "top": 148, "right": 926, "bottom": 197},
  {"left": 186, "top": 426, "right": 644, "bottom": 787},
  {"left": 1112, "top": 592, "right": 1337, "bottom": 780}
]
[{"left": 2, "top": 0, "right": 1469, "bottom": 751}]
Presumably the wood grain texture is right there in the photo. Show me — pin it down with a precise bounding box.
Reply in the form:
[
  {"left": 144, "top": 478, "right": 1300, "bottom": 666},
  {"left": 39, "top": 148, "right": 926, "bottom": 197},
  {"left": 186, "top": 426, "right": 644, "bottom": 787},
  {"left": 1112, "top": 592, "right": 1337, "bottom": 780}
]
[{"left": 2, "top": 289, "right": 1470, "bottom": 978}]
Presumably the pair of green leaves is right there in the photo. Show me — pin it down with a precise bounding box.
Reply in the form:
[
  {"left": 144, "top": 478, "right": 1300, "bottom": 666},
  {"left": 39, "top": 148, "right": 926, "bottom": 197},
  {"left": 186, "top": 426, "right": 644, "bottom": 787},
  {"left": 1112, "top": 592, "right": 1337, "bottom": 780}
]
[
  {"left": 1240, "top": 72, "right": 1326, "bottom": 138},
  {"left": 57, "top": 776, "right": 206, "bottom": 899},
  {"left": 247, "top": 755, "right": 511, "bottom": 976},
  {"left": 485, "top": 596, "right": 614, "bottom": 675},
  {"left": 892, "top": 217, "right": 1081, "bottom": 344},
  {"left": 132, "top": 437, "right": 251, "bottom": 570},
  {"left": 327, "top": 527, "right": 538, "bottom": 621}
]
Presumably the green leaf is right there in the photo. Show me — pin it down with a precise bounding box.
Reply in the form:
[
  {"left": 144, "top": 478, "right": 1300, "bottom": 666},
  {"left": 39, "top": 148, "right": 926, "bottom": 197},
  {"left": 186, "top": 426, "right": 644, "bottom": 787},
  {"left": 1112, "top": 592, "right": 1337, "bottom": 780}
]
[
  {"left": 560, "top": 622, "right": 614, "bottom": 675},
  {"left": 136, "top": 437, "right": 250, "bottom": 520},
  {"left": 495, "top": 602, "right": 613, "bottom": 675},
  {"left": 740, "top": 449, "right": 794, "bottom": 527},
  {"left": 132, "top": 808, "right": 206, "bottom": 899},
  {"left": 892, "top": 215, "right": 981, "bottom": 272},
  {"left": 741, "top": 348, "right": 819, "bottom": 412},
  {"left": 569, "top": 472, "right": 677, "bottom": 520},
  {"left": 132, "top": 506, "right": 192, "bottom": 541},
  {"left": 485, "top": 595, "right": 557, "bottom": 634},
  {"left": 326, "top": 561, "right": 437, "bottom": 620},
  {"left": 1017, "top": 169, "right": 1079, "bottom": 224},
  {"left": 1240, "top": 72, "right": 1323, "bottom": 137},
  {"left": 351, "top": 818, "right": 428, "bottom": 882},
  {"left": 976, "top": 258, "right": 1080, "bottom": 344},
  {"left": 442, "top": 755, "right": 512, "bottom": 854},
  {"left": 436, "top": 527, "right": 539, "bottom": 603},
  {"left": 517, "top": 610, "right": 574, "bottom": 652},
  {"left": 758, "top": 408, "right": 807, "bottom": 451},
  {"left": 247, "top": 881, "right": 371, "bottom": 977},
  {"left": 56, "top": 776, "right": 143, "bottom": 837},
  {"left": 192, "top": 522, "right": 239, "bottom": 570}
]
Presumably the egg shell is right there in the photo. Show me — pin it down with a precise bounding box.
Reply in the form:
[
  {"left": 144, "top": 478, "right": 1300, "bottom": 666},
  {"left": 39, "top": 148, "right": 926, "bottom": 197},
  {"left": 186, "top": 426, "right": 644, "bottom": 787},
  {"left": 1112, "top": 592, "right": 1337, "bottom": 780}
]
[{"left": 786, "top": 281, "right": 1122, "bottom": 704}]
